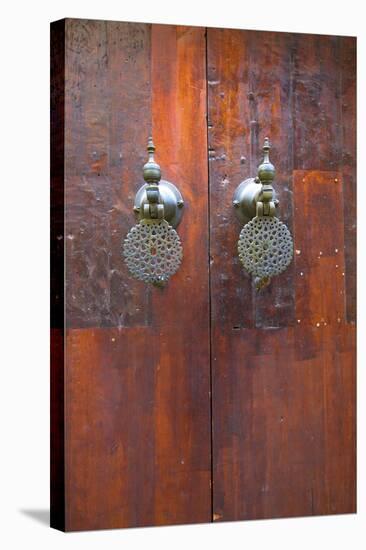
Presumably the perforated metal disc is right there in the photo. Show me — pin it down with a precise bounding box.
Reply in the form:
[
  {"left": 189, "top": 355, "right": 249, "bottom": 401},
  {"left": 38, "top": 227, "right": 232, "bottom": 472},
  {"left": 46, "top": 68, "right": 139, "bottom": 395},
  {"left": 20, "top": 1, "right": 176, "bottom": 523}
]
[
  {"left": 123, "top": 219, "right": 183, "bottom": 285},
  {"left": 238, "top": 216, "right": 293, "bottom": 279}
]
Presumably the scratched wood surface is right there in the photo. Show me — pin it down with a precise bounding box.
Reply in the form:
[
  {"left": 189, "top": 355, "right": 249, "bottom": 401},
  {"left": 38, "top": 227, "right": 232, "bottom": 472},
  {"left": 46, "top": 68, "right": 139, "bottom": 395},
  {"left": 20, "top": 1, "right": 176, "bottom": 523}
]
[
  {"left": 208, "top": 30, "right": 356, "bottom": 521},
  {"left": 51, "top": 19, "right": 210, "bottom": 530},
  {"left": 51, "top": 20, "right": 356, "bottom": 530}
]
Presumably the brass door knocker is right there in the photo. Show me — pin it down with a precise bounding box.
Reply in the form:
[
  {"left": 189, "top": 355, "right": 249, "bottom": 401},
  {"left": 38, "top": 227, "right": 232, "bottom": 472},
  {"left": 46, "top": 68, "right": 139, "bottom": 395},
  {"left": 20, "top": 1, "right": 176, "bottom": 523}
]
[
  {"left": 123, "top": 138, "right": 184, "bottom": 286},
  {"left": 233, "top": 138, "right": 293, "bottom": 290}
]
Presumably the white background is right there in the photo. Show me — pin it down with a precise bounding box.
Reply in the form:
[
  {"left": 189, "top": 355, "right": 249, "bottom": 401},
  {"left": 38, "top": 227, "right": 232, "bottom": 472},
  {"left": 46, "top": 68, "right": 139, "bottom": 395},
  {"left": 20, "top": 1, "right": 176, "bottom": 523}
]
[{"left": 0, "top": 0, "right": 364, "bottom": 548}]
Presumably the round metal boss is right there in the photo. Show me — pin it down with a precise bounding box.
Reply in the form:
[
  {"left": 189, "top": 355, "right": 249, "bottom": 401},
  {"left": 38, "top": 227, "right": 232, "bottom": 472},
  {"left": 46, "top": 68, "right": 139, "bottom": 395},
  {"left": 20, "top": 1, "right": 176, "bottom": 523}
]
[
  {"left": 123, "top": 219, "right": 183, "bottom": 285},
  {"left": 238, "top": 216, "right": 293, "bottom": 279}
]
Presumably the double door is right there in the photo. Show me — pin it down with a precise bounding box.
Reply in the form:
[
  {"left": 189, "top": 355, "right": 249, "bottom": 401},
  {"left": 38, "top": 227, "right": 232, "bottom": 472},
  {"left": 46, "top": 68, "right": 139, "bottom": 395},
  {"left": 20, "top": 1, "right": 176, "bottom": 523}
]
[{"left": 51, "top": 19, "right": 356, "bottom": 531}]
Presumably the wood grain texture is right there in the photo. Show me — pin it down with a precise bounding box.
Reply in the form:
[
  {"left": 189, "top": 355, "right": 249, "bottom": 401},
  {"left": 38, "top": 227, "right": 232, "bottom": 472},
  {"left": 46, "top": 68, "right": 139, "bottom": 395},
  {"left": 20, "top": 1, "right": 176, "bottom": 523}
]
[
  {"left": 340, "top": 38, "right": 356, "bottom": 322},
  {"left": 150, "top": 24, "right": 211, "bottom": 525},
  {"left": 57, "top": 19, "right": 210, "bottom": 531},
  {"left": 207, "top": 29, "right": 295, "bottom": 330},
  {"left": 292, "top": 34, "right": 342, "bottom": 171},
  {"left": 52, "top": 21, "right": 356, "bottom": 530},
  {"left": 294, "top": 171, "right": 346, "bottom": 327},
  {"left": 208, "top": 30, "right": 356, "bottom": 521},
  {"left": 64, "top": 19, "right": 151, "bottom": 328}
]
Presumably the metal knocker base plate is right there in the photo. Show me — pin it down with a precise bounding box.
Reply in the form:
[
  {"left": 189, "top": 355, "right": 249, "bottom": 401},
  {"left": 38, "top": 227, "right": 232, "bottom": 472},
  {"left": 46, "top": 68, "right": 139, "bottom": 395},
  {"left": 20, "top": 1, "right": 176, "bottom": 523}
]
[
  {"left": 123, "top": 219, "right": 183, "bottom": 286},
  {"left": 238, "top": 216, "right": 293, "bottom": 279}
]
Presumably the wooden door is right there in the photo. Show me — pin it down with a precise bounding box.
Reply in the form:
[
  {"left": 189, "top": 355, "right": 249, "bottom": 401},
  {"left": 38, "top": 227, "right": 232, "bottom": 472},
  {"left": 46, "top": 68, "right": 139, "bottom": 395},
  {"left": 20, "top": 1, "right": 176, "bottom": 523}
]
[
  {"left": 51, "top": 19, "right": 211, "bottom": 531},
  {"left": 207, "top": 29, "right": 356, "bottom": 521},
  {"left": 51, "top": 19, "right": 356, "bottom": 531}
]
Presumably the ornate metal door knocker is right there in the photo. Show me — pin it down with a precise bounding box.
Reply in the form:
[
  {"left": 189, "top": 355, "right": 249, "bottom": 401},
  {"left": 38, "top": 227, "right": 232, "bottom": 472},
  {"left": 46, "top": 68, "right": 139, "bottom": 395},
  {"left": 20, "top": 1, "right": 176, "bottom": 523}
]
[
  {"left": 123, "top": 138, "right": 184, "bottom": 286},
  {"left": 233, "top": 138, "right": 293, "bottom": 291}
]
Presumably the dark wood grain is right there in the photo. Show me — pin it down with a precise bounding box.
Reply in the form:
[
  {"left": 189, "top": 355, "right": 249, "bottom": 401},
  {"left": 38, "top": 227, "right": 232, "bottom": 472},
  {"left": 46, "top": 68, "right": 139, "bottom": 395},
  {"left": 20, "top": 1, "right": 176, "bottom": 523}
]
[
  {"left": 64, "top": 19, "right": 152, "bottom": 329},
  {"left": 52, "top": 19, "right": 211, "bottom": 531},
  {"left": 292, "top": 34, "right": 342, "bottom": 171},
  {"left": 246, "top": 31, "right": 295, "bottom": 327},
  {"left": 340, "top": 38, "right": 356, "bottom": 323},
  {"left": 207, "top": 29, "right": 253, "bottom": 329},
  {"left": 207, "top": 29, "right": 295, "bottom": 331},
  {"left": 208, "top": 30, "right": 356, "bottom": 522}
]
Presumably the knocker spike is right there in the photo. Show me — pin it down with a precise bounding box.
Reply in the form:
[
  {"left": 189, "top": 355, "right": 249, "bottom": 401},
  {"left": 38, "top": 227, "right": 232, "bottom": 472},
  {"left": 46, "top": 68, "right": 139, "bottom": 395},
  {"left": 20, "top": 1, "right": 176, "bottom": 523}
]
[
  {"left": 233, "top": 138, "right": 293, "bottom": 290},
  {"left": 147, "top": 136, "right": 155, "bottom": 155},
  {"left": 123, "top": 138, "right": 184, "bottom": 286},
  {"left": 143, "top": 137, "right": 161, "bottom": 185}
]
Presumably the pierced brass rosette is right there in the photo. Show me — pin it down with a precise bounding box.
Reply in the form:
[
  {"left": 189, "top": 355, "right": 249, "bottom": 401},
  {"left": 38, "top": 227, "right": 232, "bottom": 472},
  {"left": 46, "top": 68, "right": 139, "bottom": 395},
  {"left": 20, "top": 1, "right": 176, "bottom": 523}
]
[
  {"left": 238, "top": 216, "right": 293, "bottom": 281},
  {"left": 123, "top": 219, "right": 183, "bottom": 286}
]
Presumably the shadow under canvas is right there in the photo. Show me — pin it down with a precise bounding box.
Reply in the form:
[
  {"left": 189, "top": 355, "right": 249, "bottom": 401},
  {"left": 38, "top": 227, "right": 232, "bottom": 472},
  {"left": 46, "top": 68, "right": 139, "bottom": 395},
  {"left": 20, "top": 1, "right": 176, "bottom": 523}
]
[{"left": 20, "top": 509, "right": 50, "bottom": 526}]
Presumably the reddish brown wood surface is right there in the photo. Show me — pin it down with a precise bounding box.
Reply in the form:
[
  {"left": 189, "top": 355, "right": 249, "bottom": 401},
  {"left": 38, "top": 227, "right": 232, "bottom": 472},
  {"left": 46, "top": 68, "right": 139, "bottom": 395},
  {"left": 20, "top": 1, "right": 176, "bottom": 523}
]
[
  {"left": 208, "top": 29, "right": 356, "bottom": 521},
  {"left": 150, "top": 24, "right": 211, "bottom": 525},
  {"left": 340, "top": 39, "right": 357, "bottom": 322},
  {"left": 52, "top": 19, "right": 210, "bottom": 531},
  {"left": 51, "top": 20, "right": 356, "bottom": 531}
]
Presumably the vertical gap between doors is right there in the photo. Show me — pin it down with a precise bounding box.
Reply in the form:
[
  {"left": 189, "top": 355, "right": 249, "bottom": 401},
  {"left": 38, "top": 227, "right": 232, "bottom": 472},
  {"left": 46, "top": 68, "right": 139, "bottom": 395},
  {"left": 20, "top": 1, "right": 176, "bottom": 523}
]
[{"left": 204, "top": 26, "right": 214, "bottom": 523}]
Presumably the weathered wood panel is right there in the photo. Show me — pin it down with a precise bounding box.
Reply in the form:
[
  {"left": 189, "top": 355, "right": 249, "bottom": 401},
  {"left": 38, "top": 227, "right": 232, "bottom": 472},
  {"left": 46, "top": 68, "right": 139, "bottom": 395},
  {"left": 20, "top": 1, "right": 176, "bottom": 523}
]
[
  {"left": 340, "top": 38, "right": 356, "bottom": 322},
  {"left": 52, "top": 19, "right": 210, "bottom": 531},
  {"left": 294, "top": 171, "right": 346, "bottom": 327},
  {"left": 208, "top": 30, "right": 356, "bottom": 521},
  {"left": 64, "top": 19, "right": 152, "bottom": 328},
  {"left": 207, "top": 29, "right": 295, "bottom": 331},
  {"left": 150, "top": 25, "right": 211, "bottom": 524},
  {"left": 211, "top": 323, "right": 355, "bottom": 520},
  {"left": 292, "top": 34, "right": 342, "bottom": 171},
  {"left": 52, "top": 21, "right": 356, "bottom": 530}
]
